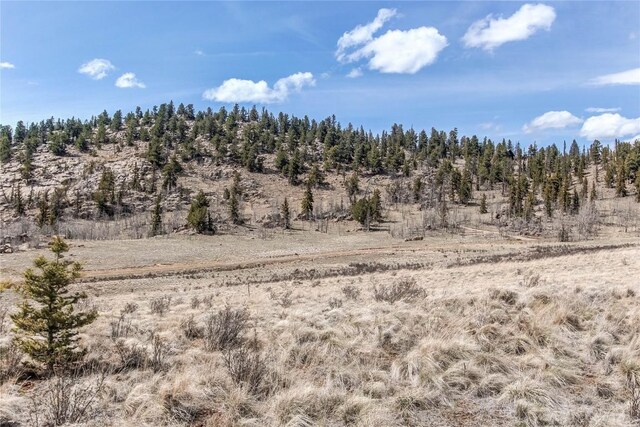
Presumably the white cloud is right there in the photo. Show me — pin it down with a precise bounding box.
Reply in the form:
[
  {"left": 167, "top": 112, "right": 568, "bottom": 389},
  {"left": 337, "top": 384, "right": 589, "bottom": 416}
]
[
  {"left": 585, "top": 107, "right": 621, "bottom": 113},
  {"left": 336, "top": 8, "right": 397, "bottom": 62},
  {"left": 346, "top": 68, "right": 363, "bottom": 78},
  {"left": 194, "top": 49, "right": 205, "bottom": 56},
  {"left": 0, "top": 62, "right": 15, "bottom": 69},
  {"left": 523, "top": 110, "right": 582, "bottom": 133},
  {"left": 355, "top": 28, "right": 448, "bottom": 74},
  {"left": 202, "top": 72, "right": 315, "bottom": 103},
  {"left": 78, "top": 58, "right": 115, "bottom": 80},
  {"left": 462, "top": 3, "right": 556, "bottom": 51},
  {"left": 336, "top": 9, "right": 447, "bottom": 74},
  {"left": 115, "top": 72, "right": 146, "bottom": 89},
  {"left": 588, "top": 68, "right": 640, "bottom": 86},
  {"left": 580, "top": 113, "right": 640, "bottom": 140}
]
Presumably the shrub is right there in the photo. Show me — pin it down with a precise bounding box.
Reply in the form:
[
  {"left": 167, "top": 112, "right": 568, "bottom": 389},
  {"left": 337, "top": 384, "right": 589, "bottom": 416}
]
[
  {"left": 224, "top": 347, "right": 267, "bottom": 396},
  {"left": 204, "top": 306, "right": 249, "bottom": 351},
  {"left": 149, "top": 296, "right": 171, "bottom": 316},
  {"left": 341, "top": 285, "right": 361, "bottom": 300},
  {"left": 328, "top": 297, "right": 343, "bottom": 309},
  {"left": 28, "top": 371, "right": 105, "bottom": 427},
  {"left": 180, "top": 315, "right": 203, "bottom": 339},
  {"left": 114, "top": 340, "right": 147, "bottom": 371},
  {"left": 372, "top": 278, "right": 425, "bottom": 303}
]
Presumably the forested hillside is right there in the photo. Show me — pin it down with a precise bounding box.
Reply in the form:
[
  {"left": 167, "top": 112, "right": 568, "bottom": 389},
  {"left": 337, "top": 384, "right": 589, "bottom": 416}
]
[{"left": 1, "top": 102, "right": 639, "bottom": 241}]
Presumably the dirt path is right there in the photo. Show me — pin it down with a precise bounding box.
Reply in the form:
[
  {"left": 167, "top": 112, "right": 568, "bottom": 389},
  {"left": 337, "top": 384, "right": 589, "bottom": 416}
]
[
  {"left": 78, "top": 238, "right": 632, "bottom": 283},
  {"left": 459, "top": 225, "right": 539, "bottom": 242}
]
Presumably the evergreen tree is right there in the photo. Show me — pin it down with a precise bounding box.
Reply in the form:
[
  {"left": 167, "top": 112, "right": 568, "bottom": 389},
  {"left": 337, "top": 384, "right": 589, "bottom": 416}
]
[
  {"left": 590, "top": 181, "right": 597, "bottom": 202},
  {"left": 94, "top": 168, "right": 116, "bottom": 217},
  {"left": 161, "top": 156, "right": 182, "bottom": 192},
  {"left": 36, "top": 191, "right": 50, "bottom": 228},
  {"left": 351, "top": 197, "right": 372, "bottom": 228},
  {"left": 479, "top": 193, "right": 488, "bottom": 214},
  {"left": 111, "top": 110, "right": 123, "bottom": 132},
  {"left": 615, "top": 162, "right": 627, "bottom": 197},
  {"left": 571, "top": 189, "right": 580, "bottom": 215},
  {"left": 346, "top": 173, "right": 359, "bottom": 204},
  {"left": 543, "top": 181, "right": 553, "bottom": 218},
  {"left": 0, "top": 134, "right": 11, "bottom": 163},
  {"left": 307, "top": 164, "right": 324, "bottom": 188},
  {"left": 370, "top": 188, "right": 382, "bottom": 222},
  {"left": 187, "top": 190, "right": 215, "bottom": 234},
  {"left": 229, "top": 190, "right": 241, "bottom": 225},
  {"left": 150, "top": 195, "right": 163, "bottom": 237},
  {"left": 281, "top": 198, "right": 291, "bottom": 229},
  {"left": 14, "top": 183, "right": 25, "bottom": 216},
  {"left": 11, "top": 237, "right": 97, "bottom": 373},
  {"left": 287, "top": 150, "right": 302, "bottom": 185},
  {"left": 635, "top": 174, "right": 640, "bottom": 202},
  {"left": 459, "top": 168, "right": 473, "bottom": 204},
  {"left": 301, "top": 184, "right": 314, "bottom": 220}
]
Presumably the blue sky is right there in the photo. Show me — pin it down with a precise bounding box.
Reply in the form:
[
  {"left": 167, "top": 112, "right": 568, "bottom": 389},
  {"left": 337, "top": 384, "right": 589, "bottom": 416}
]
[{"left": 1, "top": 1, "right": 639, "bottom": 146}]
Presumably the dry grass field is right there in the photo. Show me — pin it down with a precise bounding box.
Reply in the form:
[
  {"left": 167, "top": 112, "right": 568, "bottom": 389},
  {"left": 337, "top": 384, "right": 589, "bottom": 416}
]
[{"left": 1, "top": 227, "right": 639, "bottom": 426}]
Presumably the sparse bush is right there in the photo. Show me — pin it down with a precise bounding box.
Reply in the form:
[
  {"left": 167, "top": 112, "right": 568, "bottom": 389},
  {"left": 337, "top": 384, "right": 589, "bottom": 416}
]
[
  {"left": 521, "top": 272, "right": 541, "bottom": 287},
  {"left": 0, "top": 342, "right": 23, "bottom": 383},
  {"left": 372, "top": 278, "right": 425, "bottom": 303},
  {"left": 341, "top": 285, "right": 361, "bottom": 300},
  {"left": 149, "top": 332, "right": 168, "bottom": 373},
  {"left": 109, "top": 313, "right": 133, "bottom": 340},
  {"left": 28, "top": 371, "right": 105, "bottom": 427},
  {"left": 576, "top": 202, "right": 599, "bottom": 239},
  {"left": 204, "top": 306, "right": 249, "bottom": 351},
  {"left": 190, "top": 296, "right": 201, "bottom": 309},
  {"left": 269, "top": 289, "right": 293, "bottom": 308},
  {"left": 558, "top": 224, "right": 570, "bottom": 242},
  {"left": 180, "top": 315, "right": 203, "bottom": 339},
  {"left": 149, "top": 296, "right": 171, "bottom": 316},
  {"left": 568, "top": 411, "right": 593, "bottom": 427},
  {"left": 328, "top": 297, "right": 343, "bottom": 309},
  {"left": 224, "top": 347, "right": 267, "bottom": 396},
  {"left": 121, "top": 302, "right": 138, "bottom": 314},
  {"left": 114, "top": 340, "right": 147, "bottom": 370}
]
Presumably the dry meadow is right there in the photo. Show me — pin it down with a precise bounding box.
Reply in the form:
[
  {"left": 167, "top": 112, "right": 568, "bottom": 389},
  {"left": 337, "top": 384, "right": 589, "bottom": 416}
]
[{"left": 1, "top": 227, "right": 639, "bottom": 427}]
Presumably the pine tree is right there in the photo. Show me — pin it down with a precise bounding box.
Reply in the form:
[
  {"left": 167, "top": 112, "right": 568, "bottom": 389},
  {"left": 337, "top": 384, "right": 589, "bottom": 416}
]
[
  {"left": 162, "top": 156, "right": 182, "bottom": 192},
  {"left": 590, "top": 181, "right": 597, "bottom": 202},
  {"left": 229, "top": 190, "right": 241, "bottom": 225},
  {"left": 571, "top": 189, "right": 580, "bottom": 215},
  {"left": 281, "top": 198, "right": 291, "bottom": 229},
  {"left": 11, "top": 237, "right": 97, "bottom": 373},
  {"left": 0, "top": 134, "right": 11, "bottom": 163},
  {"left": 479, "top": 193, "right": 488, "bottom": 214},
  {"left": 36, "top": 191, "right": 50, "bottom": 228},
  {"left": 543, "top": 181, "right": 553, "bottom": 218},
  {"left": 301, "top": 184, "right": 314, "bottom": 220},
  {"left": 581, "top": 177, "right": 588, "bottom": 200},
  {"left": 615, "top": 162, "right": 627, "bottom": 197},
  {"left": 150, "top": 195, "right": 163, "bottom": 237},
  {"left": 524, "top": 192, "right": 535, "bottom": 221},
  {"left": 14, "top": 183, "right": 25, "bottom": 216},
  {"left": 346, "top": 173, "right": 359, "bottom": 204},
  {"left": 351, "top": 197, "right": 372, "bottom": 228},
  {"left": 635, "top": 174, "right": 640, "bottom": 203},
  {"left": 370, "top": 188, "right": 382, "bottom": 222},
  {"left": 187, "top": 190, "right": 215, "bottom": 234}
]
